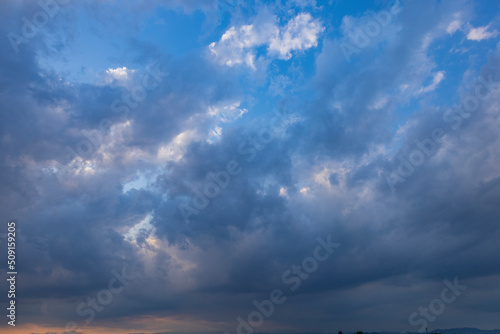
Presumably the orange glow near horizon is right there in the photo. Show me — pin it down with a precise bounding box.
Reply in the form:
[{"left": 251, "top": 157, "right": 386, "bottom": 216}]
[{"left": 0, "top": 316, "right": 230, "bottom": 334}]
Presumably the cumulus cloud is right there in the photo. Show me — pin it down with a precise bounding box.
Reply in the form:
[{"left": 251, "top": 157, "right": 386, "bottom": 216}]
[
  {"left": 467, "top": 24, "right": 499, "bottom": 41},
  {"left": 208, "top": 101, "right": 248, "bottom": 123},
  {"left": 209, "top": 12, "right": 323, "bottom": 69},
  {"left": 100, "top": 66, "right": 135, "bottom": 85},
  {"left": 268, "top": 13, "right": 324, "bottom": 59}
]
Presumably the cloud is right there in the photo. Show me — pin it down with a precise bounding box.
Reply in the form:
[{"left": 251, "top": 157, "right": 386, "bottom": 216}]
[
  {"left": 418, "top": 70, "right": 446, "bottom": 94},
  {"left": 100, "top": 66, "right": 135, "bottom": 85},
  {"left": 209, "top": 12, "right": 323, "bottom": 69},
  {"left": 1, "top": 0, "right": 500, "bottom": 332},
  {"left": 467, "top": 24, "right": 499, "bottom": 41},
  {"left": 268, "top": 13, "right": 324, "bottom": 60},
  {"left": 208, "top": 101, "right": 248, "bottom": 123},
  {"left": 446, "top": 13, "right": 463, "bottom": 34},
  {"left": 209, "top": 23, "right": 274, "bottom": 69}
]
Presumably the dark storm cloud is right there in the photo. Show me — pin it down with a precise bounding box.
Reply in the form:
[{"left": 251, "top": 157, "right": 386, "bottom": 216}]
[
  {"left": 0, "top": 3, "right": 267, "bottom": 331},
  {"left": 0, "top": 0, "right": 500, "bottom": 332},
  {"left": 0, "top": 2, "right": 242, "bottom": 328}
]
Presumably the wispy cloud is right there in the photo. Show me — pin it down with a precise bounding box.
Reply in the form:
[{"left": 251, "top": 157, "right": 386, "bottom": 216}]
[{"left": 467, "top": 24, "right": 499, "bottom": 41}]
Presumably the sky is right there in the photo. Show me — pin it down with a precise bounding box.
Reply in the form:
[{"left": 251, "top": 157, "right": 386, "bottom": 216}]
[{"left": 1, "top": 0, "right": 500, "bottom": 333}]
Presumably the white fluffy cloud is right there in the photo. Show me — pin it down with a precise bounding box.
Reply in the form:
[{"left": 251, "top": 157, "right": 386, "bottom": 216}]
[
  {"left": 467, "top": 24, "right": 499, "bottom": 41},
  {"left": 209, "top": 13, "right": 323, "bottom": 69},
  {"left": 209, "top": 22, "right": 275, "bottom": 69},
  {"left": 97, "top": 66, "right": 135, "bottom": 86},
  {"left": 208, "top": 101, "right": 248, "bottom": 123},
  {"left": 268, "top": 13, "right": 324, "bottom": 59}
]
